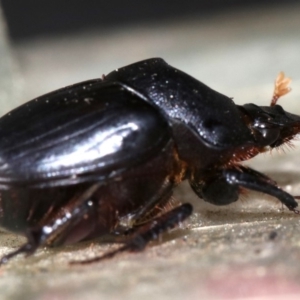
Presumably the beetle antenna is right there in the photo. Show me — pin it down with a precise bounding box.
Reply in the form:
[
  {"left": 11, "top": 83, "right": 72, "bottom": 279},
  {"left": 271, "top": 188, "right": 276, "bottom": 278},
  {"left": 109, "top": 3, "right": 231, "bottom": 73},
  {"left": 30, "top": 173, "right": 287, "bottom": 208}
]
[{"left": 270, "top": 72, "right": 291, "bottom": 106}]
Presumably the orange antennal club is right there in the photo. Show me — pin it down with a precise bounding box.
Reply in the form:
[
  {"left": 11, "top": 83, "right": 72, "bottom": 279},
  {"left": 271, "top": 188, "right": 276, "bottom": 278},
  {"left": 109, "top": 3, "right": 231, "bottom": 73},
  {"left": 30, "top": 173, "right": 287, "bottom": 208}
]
[{"left": 271, "top": 72, "right": 291, "bottom": 106}]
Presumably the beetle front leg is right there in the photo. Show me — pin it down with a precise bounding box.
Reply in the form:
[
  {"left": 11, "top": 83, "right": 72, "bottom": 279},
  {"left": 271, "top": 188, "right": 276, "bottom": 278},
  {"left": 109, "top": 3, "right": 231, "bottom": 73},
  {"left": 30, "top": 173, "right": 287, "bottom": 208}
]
[
  {"left": 190, "top": 167, "right": 298, "bottom": 212},
  {"left": 226, "top": 167, "right": 298, "bottom": 212}
]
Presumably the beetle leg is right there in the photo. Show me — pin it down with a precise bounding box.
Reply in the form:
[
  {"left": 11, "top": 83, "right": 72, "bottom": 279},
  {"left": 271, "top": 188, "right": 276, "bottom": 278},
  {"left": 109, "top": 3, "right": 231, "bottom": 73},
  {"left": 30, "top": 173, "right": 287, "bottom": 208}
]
[
  {"left": 94, "top": 180, "right": 176, "bottom": 244},
  {"left": 130, "top": 179, "right": 174, "bottom": 224},
  {"left": 224, "top": 167, "right": 298, "bottom": 211},
  {"left": 237, "top": 166, "right": 278, "bottom": 185},
  {"left": 70, "top": 203, "right": 192, "bottom": 264},
  {"left": 0, "top": 236, "right": 36, "bottom": 265},
  {"left": 190, "top": 171, "right": 240, "bottom": 206},
  {"left": 191, "top": 167, "right": 298, "bottom": 212},
  {"left": 0, "top": 183, "right": 102, "bottom": 265}
]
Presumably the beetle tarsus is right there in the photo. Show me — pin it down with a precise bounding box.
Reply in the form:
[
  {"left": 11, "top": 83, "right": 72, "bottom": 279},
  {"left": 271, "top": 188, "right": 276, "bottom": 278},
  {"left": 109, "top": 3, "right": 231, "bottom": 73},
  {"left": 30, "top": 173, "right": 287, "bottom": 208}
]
[
  {"left": 292, "top": 208, "right": 300, "bottom": 214},
  {"left": 0, "top": 242, "right": 34, "bottom": 266}
]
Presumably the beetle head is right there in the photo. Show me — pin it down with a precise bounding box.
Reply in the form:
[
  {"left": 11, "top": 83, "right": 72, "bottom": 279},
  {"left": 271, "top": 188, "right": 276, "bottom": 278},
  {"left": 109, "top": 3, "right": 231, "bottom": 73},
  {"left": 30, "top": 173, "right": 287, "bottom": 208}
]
[
  {"left": 240, "top": 103, "right": 300, "bottom": 148},
  {"left": 239, "top": 72, "right": 300, "bottom": 149}
]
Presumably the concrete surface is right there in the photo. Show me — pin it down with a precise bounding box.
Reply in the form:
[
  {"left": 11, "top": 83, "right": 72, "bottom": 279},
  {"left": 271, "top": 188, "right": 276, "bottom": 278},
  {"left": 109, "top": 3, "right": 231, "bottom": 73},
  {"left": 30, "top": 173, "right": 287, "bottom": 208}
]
[{"left": 1, "top": 3, "right": 300, "bottom": 300}]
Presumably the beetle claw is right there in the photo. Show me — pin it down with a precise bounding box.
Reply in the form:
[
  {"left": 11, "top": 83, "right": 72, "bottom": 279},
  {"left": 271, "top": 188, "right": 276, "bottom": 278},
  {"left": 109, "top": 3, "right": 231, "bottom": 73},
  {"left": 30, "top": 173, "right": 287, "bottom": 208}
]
[{"left": 0, "top": 243, "right": 34, "bottom": 266}]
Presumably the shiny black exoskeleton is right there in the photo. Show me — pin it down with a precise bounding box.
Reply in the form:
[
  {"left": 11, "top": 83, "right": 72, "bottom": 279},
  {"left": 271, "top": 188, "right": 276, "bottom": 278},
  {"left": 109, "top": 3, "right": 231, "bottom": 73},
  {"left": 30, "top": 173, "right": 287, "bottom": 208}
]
[{"left": 0, "top": 58, "right": 299, "bottom": 265}]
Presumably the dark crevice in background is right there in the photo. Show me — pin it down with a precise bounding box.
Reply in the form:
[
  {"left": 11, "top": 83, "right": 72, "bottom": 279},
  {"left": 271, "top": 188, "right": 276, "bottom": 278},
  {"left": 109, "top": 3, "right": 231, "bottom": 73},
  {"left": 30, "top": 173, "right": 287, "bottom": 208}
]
[{"left": 1, "top": 0, "right": 298, "bottom": 41}]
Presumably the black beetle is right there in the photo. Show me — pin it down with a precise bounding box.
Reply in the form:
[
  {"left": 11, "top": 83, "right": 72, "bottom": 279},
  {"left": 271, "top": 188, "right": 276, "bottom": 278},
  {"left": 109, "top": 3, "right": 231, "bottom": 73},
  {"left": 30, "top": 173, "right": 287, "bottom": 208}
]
[{"left": 0, "top": 58, "right": 299, "bottom": 265}]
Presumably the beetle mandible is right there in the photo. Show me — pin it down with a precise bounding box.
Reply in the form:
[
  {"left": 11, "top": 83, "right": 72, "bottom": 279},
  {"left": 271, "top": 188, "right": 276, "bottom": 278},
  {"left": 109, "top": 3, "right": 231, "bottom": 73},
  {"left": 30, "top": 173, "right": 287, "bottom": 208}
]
[{"left": 0, "top": 58, "right": 299, "bottom": 265}]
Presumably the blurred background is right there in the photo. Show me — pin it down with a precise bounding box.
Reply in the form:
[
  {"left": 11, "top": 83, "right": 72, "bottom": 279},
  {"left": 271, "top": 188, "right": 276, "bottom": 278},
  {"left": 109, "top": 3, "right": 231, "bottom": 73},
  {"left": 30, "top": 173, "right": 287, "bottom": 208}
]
[
  {"left": 1, "top": 1, "right": 300, "bottom": 300},
  {"left": 1, "top": 0, "right": 300, "bottom": 107},
  {"left": 2, "top": 0, "right": 297, "bottom": 40}
]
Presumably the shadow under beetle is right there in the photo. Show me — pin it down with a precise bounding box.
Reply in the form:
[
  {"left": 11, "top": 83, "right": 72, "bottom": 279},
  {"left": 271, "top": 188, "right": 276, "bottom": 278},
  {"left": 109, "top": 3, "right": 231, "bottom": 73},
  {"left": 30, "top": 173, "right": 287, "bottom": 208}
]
[{"left": 0, "top": 58, "right": 299, "bottom": 265}]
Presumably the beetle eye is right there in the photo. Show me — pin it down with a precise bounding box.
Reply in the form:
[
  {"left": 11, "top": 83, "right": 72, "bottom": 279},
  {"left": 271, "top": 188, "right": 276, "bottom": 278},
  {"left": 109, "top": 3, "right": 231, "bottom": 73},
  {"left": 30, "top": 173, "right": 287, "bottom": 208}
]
[{"left": 252, "top": 126, "right": 280, "bottom": 146}]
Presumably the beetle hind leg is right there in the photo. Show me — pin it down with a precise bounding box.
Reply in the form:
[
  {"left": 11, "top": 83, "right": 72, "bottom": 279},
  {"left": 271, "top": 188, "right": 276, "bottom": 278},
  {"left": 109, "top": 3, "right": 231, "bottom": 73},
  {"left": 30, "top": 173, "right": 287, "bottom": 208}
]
[
  {"left": 70, "top": 203, "right": 192, "bottom": 265},
  {"left": 0, "top": 224, "right": 47, "bottom": 265},
  {"left": 0, "top": 183, "right": 104, "bottom": 266},
  {"left": 0, "top": 239, "right": 35, "bottom": 266}
]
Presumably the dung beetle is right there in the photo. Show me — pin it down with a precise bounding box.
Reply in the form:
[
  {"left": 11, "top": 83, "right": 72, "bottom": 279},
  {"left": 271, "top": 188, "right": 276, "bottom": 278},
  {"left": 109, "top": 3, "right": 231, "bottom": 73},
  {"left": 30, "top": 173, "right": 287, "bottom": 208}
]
[{"left": 0, "top": 58, "right": 299, "bottom": 265}]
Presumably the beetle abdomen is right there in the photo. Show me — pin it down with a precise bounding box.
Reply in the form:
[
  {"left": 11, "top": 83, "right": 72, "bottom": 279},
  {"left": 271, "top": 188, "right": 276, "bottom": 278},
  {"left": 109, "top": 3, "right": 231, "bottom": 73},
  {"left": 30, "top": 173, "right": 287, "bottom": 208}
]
[{"left": 0, "top": 82, "right": 171, "bottom": 188}]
